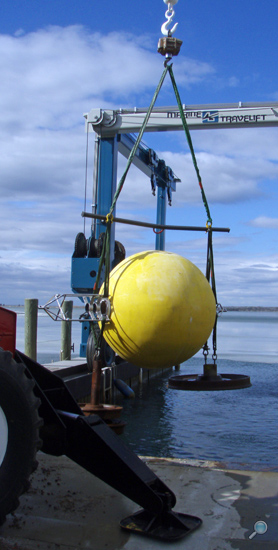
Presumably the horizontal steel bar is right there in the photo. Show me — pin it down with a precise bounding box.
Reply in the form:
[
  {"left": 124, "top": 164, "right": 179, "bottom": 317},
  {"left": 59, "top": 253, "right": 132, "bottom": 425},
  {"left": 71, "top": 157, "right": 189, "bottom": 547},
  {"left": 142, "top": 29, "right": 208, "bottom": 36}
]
[{"left": 81, "top": 211, "right": 230, "bottom": 233}]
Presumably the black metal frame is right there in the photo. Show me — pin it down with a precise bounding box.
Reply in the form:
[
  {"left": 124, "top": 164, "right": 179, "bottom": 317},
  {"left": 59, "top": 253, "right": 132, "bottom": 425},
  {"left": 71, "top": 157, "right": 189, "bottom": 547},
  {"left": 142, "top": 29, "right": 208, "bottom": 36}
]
[{"left": 14, "top": 350, "right": 202, "bottom": 541}]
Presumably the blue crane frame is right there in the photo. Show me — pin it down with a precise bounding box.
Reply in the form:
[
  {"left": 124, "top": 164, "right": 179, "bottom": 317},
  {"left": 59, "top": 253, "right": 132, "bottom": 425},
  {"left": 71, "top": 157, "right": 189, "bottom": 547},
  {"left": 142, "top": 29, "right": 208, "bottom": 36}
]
[{"left": 71, "top": 133, "right": 177, "bottom": 356}]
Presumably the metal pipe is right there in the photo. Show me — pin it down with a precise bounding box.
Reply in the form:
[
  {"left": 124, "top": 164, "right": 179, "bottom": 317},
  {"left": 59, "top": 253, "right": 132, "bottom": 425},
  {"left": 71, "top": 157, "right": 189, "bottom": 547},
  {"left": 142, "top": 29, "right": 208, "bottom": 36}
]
[
  {"left": 82, "top": 211, "right": 230, "bottom": 233},
  {"left": 90, "top": 357, "right": 102, "bottom": 406}
]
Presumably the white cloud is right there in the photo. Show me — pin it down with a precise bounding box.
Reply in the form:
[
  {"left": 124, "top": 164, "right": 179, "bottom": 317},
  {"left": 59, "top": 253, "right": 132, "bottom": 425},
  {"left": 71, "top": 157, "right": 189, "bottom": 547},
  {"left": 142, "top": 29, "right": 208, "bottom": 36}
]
[
  {"left": 0, "top": 25, "right": 277, "bottom": 307},
  {"left": 205, "top": 253, "right": 278, "bottom": 307},
  {"left": 159, "top": 150, "right": 265, "bottom": 204},
  {"left": 228, "top": 76, "right": 240, "bottom": 87},
  {"left": 0, "top": 26, "right": 216, "bottom": 203},
  {"left": 1, "top": 25, "right": 213, "bottom": 304},
  {"left": 113, "top": 145, "right": 274, "bottom": 213},
  {"left": 249, "top": 216, "right": 278, "bottom": 229},
  {"left": 0, "top": 26, "right": 215, "bottom": 131},
  {"left": 192, "top": 127, "right": 278, "bottom": 161}
]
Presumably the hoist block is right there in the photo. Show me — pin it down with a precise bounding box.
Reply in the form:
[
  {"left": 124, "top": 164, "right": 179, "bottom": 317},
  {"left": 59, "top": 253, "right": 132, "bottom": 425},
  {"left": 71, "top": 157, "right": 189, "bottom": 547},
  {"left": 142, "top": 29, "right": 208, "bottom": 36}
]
[
  {"left": 99, "top": 250, "right": 216, "bottom": 369},
  {"left": 157, "top": 37, "right": 183, "bottom": 57}
]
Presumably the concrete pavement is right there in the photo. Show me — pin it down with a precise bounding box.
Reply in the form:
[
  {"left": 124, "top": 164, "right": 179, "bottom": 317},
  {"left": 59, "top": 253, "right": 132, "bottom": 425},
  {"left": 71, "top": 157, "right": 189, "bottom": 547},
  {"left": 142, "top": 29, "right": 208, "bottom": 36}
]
[{"left": 0, "top": 453, "right": 277, "bottom": 550}]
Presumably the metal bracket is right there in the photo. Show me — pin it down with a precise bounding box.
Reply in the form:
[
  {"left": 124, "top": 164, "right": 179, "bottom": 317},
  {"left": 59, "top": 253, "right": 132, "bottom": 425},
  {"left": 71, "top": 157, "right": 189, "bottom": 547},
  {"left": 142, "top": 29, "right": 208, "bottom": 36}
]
[
  {"left": 151, "top": 173, "right": 157, "bottom": 196},
  {"left": 39, "top": 293, "right": 111, "bottom": 323}
]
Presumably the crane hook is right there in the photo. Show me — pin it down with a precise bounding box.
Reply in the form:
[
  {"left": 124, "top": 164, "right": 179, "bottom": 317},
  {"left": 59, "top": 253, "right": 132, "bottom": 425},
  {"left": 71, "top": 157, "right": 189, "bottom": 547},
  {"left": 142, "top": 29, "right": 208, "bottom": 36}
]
[{"left": 161, "top": 0, "right": 179, "bottom": 37}]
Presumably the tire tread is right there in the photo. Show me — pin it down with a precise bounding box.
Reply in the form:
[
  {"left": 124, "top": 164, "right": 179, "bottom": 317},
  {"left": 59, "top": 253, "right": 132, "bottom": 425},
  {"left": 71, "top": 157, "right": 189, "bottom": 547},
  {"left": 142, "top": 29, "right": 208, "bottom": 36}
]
[{"left": 0, "top": 350, "right": 42, "bottom": 525}]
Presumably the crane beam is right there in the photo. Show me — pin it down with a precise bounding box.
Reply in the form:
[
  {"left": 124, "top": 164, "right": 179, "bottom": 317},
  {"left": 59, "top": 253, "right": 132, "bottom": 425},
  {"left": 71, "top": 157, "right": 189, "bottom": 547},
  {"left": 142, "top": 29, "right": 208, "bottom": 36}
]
[{"left": 85, "top": 102, "right": 278, "bottom": 137}]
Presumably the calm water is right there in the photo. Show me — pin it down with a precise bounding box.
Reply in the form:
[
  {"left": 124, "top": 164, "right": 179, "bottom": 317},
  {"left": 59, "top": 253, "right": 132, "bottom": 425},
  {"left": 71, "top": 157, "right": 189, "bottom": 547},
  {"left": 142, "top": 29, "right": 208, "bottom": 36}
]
[
  {"left": 120, "top": 358, "right": 278, "bottom": 470},
  {"left": 10, "top": 307, "right": 278, "bottom": 469}
]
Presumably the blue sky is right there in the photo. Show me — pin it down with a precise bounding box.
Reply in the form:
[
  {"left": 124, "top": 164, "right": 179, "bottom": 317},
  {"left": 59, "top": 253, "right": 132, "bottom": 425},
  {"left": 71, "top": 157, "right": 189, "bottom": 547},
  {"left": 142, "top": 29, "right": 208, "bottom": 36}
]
[{"left": 1, "top": 0, "right": 278, "bottom": 306}]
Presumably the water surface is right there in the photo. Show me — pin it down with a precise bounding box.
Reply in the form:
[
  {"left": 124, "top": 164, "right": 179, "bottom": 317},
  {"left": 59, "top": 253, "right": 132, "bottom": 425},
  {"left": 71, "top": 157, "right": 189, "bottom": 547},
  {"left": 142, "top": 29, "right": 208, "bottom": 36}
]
[{"left": 10, "top": 307, "right": 278, "bottom": 469}]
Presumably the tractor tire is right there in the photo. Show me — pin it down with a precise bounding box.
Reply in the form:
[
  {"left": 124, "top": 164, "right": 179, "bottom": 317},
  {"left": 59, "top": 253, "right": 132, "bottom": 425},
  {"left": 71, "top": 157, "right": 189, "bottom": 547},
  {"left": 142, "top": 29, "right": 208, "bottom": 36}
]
[{"left": 0, "top": 349, "right": 42, "bottom": 525}]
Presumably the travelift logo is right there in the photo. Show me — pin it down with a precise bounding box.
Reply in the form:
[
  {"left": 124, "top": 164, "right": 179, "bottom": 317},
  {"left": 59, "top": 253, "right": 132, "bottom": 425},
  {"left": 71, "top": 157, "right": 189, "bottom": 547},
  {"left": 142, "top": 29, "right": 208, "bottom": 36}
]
[
  {"left": 202, "top": 111, "right": 219, "bottom": 124},
  {"left": 202, "top": 110, "right": 219, "bottom": 123}
]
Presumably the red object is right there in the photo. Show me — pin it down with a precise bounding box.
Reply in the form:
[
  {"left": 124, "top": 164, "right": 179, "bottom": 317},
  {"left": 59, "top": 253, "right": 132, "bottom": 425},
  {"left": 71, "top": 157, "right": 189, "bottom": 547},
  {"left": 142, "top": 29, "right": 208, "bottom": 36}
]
[{"left": 0, "top": 306, "right": 16, "bottom": 356}]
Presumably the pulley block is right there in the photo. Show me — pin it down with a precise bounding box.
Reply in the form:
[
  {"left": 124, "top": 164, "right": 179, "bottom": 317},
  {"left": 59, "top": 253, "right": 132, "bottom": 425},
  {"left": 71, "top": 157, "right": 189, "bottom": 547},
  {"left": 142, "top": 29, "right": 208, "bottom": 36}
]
[{"left": 157, "top": 37, "right": 183, "bottom": 57}]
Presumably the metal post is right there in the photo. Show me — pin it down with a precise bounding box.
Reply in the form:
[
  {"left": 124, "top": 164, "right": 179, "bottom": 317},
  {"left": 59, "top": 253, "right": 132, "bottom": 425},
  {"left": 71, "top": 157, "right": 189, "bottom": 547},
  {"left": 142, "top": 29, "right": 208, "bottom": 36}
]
[
  {"left": 155, "top": 160, "right": 167, "bottom": 251},
  {"left": 92, "top": 135, "right": 100, "bottom": 236},
  {"left": 96, "top": 136, "right": 118, "bottom": 262},
  {"left": 24, "top": 298, "right": 38, "bottom": 361},
  {"left": 60, "top": 301, "right": 73, "bottom": 361},
  {"left": 155, "top": 186, "right": 166, "bottom": 250},
  {"left": 90, "top": 357, "right": 102, "bottom": 405}
]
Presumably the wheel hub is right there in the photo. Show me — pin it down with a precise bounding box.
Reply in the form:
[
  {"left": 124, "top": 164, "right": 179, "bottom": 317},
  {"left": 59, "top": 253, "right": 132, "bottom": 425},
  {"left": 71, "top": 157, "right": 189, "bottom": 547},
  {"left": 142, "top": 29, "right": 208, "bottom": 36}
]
[{"left": 0, "top": 406, "right": 8, "bottom": 466}]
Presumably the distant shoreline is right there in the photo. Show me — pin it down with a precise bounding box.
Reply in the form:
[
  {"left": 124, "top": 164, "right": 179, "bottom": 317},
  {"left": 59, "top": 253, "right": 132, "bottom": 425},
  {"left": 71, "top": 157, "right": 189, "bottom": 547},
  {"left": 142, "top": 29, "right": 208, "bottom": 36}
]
[
  {"left": 2, "top": 304, "right": 278, "bottom": 312},
  {"left": 225, "top": 306, "right": 278, "bottom": 312}
]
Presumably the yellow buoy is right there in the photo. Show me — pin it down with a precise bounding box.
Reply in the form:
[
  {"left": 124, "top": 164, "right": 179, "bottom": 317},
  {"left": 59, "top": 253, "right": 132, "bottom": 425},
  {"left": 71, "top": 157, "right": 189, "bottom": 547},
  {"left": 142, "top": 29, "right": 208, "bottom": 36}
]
[{"left": 100, "top": 250, "right": 216, "bottom": 369}]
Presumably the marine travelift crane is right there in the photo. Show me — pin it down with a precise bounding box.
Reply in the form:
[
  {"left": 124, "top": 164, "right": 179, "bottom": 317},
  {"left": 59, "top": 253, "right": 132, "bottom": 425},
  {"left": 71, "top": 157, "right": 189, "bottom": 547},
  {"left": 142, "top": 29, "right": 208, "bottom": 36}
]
[
  {"left": 72, "top": 100, "right": 278, "bottom": 358},
  {"left": 1, "top": 0, "right": 277, "bottom": 540}
]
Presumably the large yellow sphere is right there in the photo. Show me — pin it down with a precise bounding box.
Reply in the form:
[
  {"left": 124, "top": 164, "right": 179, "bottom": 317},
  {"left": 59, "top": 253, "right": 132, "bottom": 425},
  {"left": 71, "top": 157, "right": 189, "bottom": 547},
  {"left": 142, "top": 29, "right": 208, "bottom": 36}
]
[{"left": 100, "top": 250, "right": 216, "bottom": 369}]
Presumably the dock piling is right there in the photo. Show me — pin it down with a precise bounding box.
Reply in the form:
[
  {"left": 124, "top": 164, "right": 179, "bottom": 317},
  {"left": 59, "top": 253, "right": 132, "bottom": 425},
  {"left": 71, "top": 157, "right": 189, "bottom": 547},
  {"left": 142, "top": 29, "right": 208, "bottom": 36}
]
[
  {"left": 60, "top": 300, "right": 73, "bottom": 361},
  {"left": 24, "top": 298, "right": 38, "bottom": 361}
]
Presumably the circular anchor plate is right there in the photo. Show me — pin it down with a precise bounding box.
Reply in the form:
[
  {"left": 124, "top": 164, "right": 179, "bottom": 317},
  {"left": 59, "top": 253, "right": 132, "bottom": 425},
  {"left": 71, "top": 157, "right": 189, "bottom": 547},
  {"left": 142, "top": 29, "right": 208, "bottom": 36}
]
[{"left": 168, "top": 373, "right": 251, "bottom": 391}]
